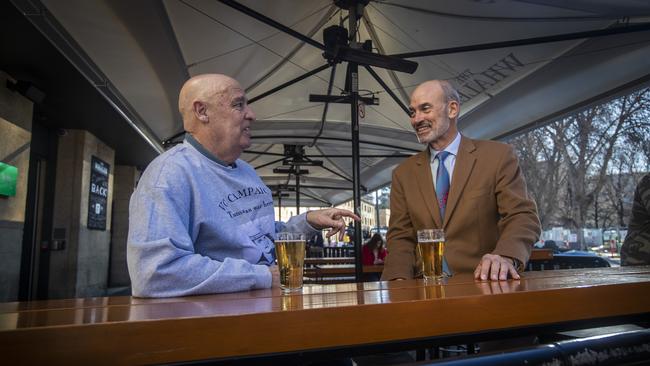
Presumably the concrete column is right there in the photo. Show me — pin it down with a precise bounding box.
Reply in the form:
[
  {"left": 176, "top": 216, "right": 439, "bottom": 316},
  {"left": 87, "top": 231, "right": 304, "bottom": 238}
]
[{"left": 49, "top": 130, "right": 115, "bottom": 298}]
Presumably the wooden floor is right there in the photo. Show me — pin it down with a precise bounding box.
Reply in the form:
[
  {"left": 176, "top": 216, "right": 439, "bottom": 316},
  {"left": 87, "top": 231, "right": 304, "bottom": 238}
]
[{"left": 1, "top": 266, "right": 649, "bottom": 365}]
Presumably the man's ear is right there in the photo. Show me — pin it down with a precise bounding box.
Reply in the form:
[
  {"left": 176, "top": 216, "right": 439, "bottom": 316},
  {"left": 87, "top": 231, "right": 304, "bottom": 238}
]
[
  {"left": 193, "top": 101, "right": 209, "bottom": 123},
  {"left": 447, "top": 100, "right": 459, "bottom": 120}
]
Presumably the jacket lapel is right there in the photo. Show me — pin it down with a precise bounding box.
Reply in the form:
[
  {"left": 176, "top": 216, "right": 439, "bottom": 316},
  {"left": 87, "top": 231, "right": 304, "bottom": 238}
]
[
  {"left": 444, "top": 136, "right": 476, "bottom": 228},
  {"left": 415, "top": 149, "right": 443, "bottom": 228}
]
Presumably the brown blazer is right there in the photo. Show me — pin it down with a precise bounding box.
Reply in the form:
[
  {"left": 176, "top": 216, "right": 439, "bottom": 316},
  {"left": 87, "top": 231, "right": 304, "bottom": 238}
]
[{"left": 382, "top": 136, "right": 540, "bottom": 280}]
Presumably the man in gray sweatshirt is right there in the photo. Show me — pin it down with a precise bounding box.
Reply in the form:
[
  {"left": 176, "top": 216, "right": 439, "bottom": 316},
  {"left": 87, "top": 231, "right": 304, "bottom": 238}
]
[{"left": 127, "top": 74, "right": 359, "bottom": 297}]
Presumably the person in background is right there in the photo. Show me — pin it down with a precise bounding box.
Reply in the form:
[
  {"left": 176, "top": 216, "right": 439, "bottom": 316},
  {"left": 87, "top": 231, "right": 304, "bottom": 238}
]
[
  {"left": 127, "top": 74, "right": 359, "bottom": 297},
  {"left": 362, "top": 233, "right": 387, "bottom": 265},
  {"left": 621, "top": 173, "right": 650, "bottom": 266},
  {"left": 543, "top": 239, "right": 560, "bottom": 253},
  {"left": 382, "top": 80, "right": 540, "bottom": 282},
  {"left": 308, "top": 232, "right": 325, "bottom": 258}
]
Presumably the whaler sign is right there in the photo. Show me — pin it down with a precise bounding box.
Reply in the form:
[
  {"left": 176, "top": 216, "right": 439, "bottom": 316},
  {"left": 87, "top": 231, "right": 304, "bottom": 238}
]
[
  {"left": 87, "top": 156, "right": 109, "bottom": 230},
  {"left": 452, "top": 52, "right": 526, "bottom": 103}
]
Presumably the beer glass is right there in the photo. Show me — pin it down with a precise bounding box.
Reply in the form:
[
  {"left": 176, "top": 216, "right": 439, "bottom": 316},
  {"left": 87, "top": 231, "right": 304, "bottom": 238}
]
[
  {"left": 275, "top": 232, "right": 306, "bottom": 293},
  {"left": 416, "top": 229, "right": 445, "bottom": 283}
]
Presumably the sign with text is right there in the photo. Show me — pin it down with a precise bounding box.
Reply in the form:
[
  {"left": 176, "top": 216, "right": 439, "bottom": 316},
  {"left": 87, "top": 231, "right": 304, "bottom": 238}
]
[{"left": 87, "top": 156, "right": 109, "bottom": 230}]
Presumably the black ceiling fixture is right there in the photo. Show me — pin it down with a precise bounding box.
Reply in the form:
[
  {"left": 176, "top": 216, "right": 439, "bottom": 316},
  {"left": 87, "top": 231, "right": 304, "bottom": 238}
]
[
  {"left": 267, "top": 144, "right": 368, "bottom": 214},
  {"left": 320, "top": 23, "right": 417, "bottom": 73},
  {"left": 281, "top": 145, "right": 323, "bottom": 167}
]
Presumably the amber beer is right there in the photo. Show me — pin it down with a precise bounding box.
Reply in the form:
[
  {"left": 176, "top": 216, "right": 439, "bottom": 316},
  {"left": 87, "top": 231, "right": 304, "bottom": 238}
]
[
  {"left": 275, "top": 233, "right": 306, "bottom": 292},
  {"left": 416, "top": 229, "right": 445, "bottom": 282}
]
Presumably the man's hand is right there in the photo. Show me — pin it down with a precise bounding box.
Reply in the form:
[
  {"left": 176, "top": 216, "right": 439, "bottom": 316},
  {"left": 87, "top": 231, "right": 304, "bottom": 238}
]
[
  {"left": 269, "top": 265, "right": 280, "bottom": 288},
  {"left": 474, "top": 253, "right": 520, "bottom": 281},
  {"left": 306, "top": 208, "right": 361, "bottom": 241}
]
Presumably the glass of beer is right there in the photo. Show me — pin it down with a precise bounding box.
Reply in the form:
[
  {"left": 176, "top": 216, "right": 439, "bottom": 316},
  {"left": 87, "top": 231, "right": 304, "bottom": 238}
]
[
  {"left": 275, "top": 232, "right": 306, "bottom": 293},
  {"left": 417, "top": 229, "right": 445, "bottom": 283}
]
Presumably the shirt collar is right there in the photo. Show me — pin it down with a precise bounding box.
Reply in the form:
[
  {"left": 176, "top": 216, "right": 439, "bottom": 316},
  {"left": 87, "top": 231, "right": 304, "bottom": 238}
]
[
  {"left": 429, "top": 132, "right": 461, "bottom": 162},
  {"left": 185, "top": 133, "right": 237, "bottom": 168}
]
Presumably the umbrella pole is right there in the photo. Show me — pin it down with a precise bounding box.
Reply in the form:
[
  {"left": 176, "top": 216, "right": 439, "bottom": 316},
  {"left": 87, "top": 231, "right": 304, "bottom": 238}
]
[{"left": 347, "top": 2, "right": 364, "bottom": 283}]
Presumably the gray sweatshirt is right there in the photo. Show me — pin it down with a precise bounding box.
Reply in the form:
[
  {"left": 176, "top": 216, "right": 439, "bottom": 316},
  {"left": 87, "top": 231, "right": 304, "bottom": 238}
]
[{"left": 127, "top": 136, "right": 316, "bottom": 297}]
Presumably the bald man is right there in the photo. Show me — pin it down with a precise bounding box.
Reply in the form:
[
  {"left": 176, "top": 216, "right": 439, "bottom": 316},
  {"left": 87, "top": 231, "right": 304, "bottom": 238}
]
[
  {"left": 382, "top": 80, "right": 540, "bottom": 282},
  {"left": 128, "top": 74, "right": 359, "bottom": 297}
]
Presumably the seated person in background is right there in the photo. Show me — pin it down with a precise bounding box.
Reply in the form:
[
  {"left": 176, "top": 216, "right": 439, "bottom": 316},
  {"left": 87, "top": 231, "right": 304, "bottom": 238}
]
[
  {"left": 621, "top": 173, "right": 650, "bottom": 266},
  {"left": 362, "top": 233, "right": 387, "bottom": 265},
  {"left": 543, "top": 240, "right": 560, "bottom": 252},
  {"left": 127, "top": 73, "right": 359, "bottom": 298}
]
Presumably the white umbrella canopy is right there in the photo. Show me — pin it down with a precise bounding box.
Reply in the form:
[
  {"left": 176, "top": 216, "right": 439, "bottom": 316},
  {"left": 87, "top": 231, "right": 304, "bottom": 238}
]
[{"left": 35, "top": 0, "right": 650, "bottom": 206}]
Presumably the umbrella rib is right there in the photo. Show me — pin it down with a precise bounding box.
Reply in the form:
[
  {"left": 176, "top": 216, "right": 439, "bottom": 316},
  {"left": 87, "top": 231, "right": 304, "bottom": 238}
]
[
  {"left": 367, "top": 3, "right": 460, "bottom": 76},
  {"left": 364, "top": 65, "right": 410, "bottom": 116},
  {"left": 246, "top": 144, "right": 274, "bottom": 164},
  {"left": 187, "top": 2, "right": 333, "bottom": 69},
  {"left": 246, "top": 5, "right": 339, "bottom": 94},
  {"left": 252, "top": 135, "right": 421, "bottom": 152},
  {"left": 253, "top": 156, "right": 286, "bottom": 170},
  {"left": 181, "top": 0, "right": 327, "bottom": 84},
  {"left": 315, "top": 145, "right": 353, "bottom": 182},
  {"left": 218, "top": 0, "right": 325, "bottom": 49},
  {"left": 365, "top": 104, "right": 412, "bottom": 132},
  {"left": 373, "top": 1, "right": 636, "bottom": 22},
  {"left": 392, "top": 23, "right": 650, "bottom": 58},
  {"left": 299, "top": 190, "right": 332, "bottom": 206},
  {"left": 249, "top": 63, "right": 331, "bottom": 104},
  {"left": 310, "top": 64, "right": 338, "bottom": 147},
  {"left": 361, "top": 12, "right": 410, "bottom": 103}
]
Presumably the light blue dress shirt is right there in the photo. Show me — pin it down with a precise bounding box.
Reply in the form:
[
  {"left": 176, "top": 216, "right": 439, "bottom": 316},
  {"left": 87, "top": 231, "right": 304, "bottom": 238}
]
[{"left": 429, "top": 132, "right": 461, "bottom": 190}]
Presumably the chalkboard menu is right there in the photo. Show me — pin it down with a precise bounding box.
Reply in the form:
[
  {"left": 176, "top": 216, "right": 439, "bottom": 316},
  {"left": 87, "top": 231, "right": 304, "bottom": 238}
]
[{"left": 87, "top": 156, "right": 109, "bottom": 230}]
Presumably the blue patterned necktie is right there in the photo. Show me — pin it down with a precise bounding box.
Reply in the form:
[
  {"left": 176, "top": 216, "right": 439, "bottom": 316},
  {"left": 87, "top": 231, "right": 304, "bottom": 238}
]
[
  {"left": 436, "top": 151, "right": 451, "bottom": 219},
  {"left": 435, "top": 151, "right": 452, "bottom": 275}
]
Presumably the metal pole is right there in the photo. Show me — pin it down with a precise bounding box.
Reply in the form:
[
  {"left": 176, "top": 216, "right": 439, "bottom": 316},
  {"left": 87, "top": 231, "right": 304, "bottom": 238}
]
[
  {"left": 295, "top": 173, "right": 300, "bottom": 215},
  {"left": 375, "top": 190, "right": 380, "bottom": 232},
  {"left": 349, "top": 2, "right": 363, "bottom": 282}
]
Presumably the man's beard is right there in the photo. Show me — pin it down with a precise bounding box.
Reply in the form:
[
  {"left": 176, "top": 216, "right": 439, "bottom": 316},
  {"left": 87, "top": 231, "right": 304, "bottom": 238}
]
[{"left": 414, "top": 117, "right": 450, "bottom": 145}]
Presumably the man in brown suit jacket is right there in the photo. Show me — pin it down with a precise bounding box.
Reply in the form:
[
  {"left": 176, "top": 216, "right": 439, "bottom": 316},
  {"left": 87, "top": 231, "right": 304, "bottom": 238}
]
[{"left": 382, "top": 80, "right": 540, "bottom": 281}]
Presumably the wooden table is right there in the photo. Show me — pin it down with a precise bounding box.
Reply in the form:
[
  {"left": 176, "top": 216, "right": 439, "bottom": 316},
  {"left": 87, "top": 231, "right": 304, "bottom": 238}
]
[{"left": 1, "top": 266, "right": 649, "bottom": 365}]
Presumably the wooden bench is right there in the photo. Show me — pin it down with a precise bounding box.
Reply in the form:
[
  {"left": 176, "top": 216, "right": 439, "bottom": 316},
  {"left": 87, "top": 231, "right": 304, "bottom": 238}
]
[
  {"left": 322, "top": 246, "right": 355, "bottom": 257},
  {"left": 304, "top": 257, "right": 355, "bottom": 266},
  {"left": 304, "top": 264, "right": 384, "bottom": 284}
]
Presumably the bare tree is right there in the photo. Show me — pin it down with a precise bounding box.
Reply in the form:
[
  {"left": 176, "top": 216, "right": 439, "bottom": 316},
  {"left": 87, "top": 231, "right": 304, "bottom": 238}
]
[
  {"left": 600, "top": 148, "right": 638, "bottom": 228},
  {"left": 549, "top": 89, "right": 650, "bottom": 249},
  {"left": 623, "top": 88, "right": 650, "bottom": 170},
  {"left": 510, "top": 127, "right": 565, "bottom": 229}
]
